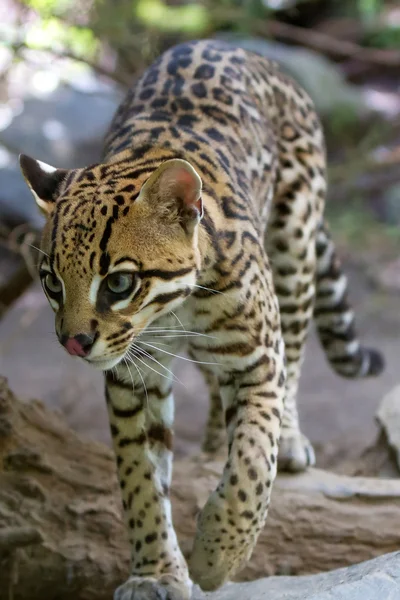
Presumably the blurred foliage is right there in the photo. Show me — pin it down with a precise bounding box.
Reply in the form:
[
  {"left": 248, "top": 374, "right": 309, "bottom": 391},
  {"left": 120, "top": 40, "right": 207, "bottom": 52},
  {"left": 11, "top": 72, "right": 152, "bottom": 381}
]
[
  {"left": 357, "top": 0, "right": 383, "bottom": 22},
  {"left": 0, "top": 0, "right": 398, "bottom": 251},
  {"left": 2, "top": 0, "right": 398, "bottom": 73},
  {"left": 363, "top": 25, "right": 400, "bottom": 49}
]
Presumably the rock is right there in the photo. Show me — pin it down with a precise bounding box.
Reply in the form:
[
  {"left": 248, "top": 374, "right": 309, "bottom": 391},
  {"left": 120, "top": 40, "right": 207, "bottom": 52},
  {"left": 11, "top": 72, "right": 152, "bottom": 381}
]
[
  {"left": 371, "top": 258, "right": 400, "bottom": 294},
  {"left": 1, "top": 376, "right": 400, "bottom": 600},
  {"left": 0, "top": 83, "right": 120, "bottom": 228},
  {"left": 192, "top": 552, "right": 400, "bottom": 599},
  {"left": 377, "top": 385, "right": 400, "bottom": 471},
  {"left": 214, "top": 34, "right": 371, "bottom": 120},
  {"left": 382, "top": 184, "right": 400, "bottom": 225}
]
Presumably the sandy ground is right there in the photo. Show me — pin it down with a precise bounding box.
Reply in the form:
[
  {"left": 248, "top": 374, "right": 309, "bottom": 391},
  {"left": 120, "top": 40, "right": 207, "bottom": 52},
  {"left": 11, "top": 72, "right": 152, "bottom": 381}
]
[{"left": 0, "top": 263, "right": 399, "bottom": 468}]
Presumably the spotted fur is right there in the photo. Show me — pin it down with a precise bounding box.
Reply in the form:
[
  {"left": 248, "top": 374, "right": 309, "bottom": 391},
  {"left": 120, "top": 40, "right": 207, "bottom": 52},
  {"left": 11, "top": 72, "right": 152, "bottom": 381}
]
[{"left": 20, "top": 40, "right": 384, "bottom": 600}]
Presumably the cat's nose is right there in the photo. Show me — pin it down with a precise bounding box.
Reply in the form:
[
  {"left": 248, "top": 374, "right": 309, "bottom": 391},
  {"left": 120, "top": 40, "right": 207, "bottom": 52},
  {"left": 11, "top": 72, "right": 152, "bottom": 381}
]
[{"left": 60, "top": 333, "right": 95, "bottom": 357}]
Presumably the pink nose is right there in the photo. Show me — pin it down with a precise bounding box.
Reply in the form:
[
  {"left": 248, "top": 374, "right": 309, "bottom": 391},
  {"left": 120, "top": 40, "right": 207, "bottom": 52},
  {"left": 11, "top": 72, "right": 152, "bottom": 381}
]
[
  {"left": 65, "top": 337, "right": 86, "bottom": 356},
  {"left": 62, "top": 333, "right": 95, "bottom": 357}
]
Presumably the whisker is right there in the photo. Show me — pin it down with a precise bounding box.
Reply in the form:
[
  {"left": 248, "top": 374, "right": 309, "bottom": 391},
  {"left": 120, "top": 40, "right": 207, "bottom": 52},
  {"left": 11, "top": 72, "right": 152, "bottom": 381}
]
[
  {"left": 130, "top": 345, "right": 185, "bottom": 386},
  {"left": 127, "top": 349, "right": 179, "bottom": 385},
  {"left": 124, "top": 357, "right": 151, "bottom": 415},
  {"left": 145, "top": 334, "right": 213, "bottom": 340},
  {"left": 27, "top": 244, "right": 50, "bottom": 258},
  {"left": 138, "top": 341, "right": 221, "bottom": 366},
  {"left": 170, "top": 310, "right": 186, "bottom": 331},
  {"left": 138, "top": 329, "right": 216, "bottom": 339},
  {"left": 127, "top": 346, "right": 173, "bottom": 381},
  {"left": 186, "top": 283, "right": 226, "bottom": 296}
]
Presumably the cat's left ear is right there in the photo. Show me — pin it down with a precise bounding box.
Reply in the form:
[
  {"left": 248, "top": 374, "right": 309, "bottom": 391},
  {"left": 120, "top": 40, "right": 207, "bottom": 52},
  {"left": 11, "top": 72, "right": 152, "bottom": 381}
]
[
  {"left": 19, "top": 154, "right": 69, "bottom": 217},
  {"left": 140, "top": 158, "right": 203, "bottom": 235}
]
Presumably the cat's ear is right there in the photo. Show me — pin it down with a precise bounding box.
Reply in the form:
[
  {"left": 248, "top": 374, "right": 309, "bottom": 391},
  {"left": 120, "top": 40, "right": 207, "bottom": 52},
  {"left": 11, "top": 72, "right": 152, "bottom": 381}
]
[
  {"left": 19, "top": 154, "right": 69, "bottom": 217},
  {"left": 140, "top": 159, "right": 203, "bottom": 235}
]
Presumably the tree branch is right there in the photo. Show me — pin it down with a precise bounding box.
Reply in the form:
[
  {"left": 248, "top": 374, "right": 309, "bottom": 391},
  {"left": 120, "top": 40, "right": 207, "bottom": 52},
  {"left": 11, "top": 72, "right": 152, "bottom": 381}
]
[{"left": 262, "top": 20, "right": 400, "bottom": 68}]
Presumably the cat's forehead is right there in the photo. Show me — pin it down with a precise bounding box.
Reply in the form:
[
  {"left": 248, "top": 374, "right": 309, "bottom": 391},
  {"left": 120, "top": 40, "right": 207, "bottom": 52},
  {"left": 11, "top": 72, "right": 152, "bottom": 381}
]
[
  {"left": 63, "top": 160, "right": 147, "bottom": 203},
  {"left": 41, "top": 192, "right": 134, "bottom": 277}
]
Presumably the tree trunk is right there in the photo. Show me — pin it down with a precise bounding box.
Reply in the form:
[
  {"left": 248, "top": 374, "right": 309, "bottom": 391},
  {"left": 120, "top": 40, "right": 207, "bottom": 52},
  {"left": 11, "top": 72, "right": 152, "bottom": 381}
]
[{"left": 1, "top": 376, "right": 400, "bottom": 600}]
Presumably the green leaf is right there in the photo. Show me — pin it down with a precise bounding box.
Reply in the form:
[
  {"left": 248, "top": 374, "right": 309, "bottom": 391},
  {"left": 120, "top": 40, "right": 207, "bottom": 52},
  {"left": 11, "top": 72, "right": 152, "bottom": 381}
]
[{"left": 135, "top": 0, "right": 209, "bottom": 34}]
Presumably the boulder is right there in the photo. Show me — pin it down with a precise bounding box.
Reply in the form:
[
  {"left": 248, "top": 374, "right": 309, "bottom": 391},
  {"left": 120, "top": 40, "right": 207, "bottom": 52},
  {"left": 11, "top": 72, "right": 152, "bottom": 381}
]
[{"left": 193, "top": 551, "right": 400, "bottom": 600}]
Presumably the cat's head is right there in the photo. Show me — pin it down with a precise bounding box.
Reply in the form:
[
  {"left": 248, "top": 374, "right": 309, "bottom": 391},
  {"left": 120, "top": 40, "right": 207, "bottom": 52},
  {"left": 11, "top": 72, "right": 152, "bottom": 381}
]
[{"left": 20, "top": 154, "right": 203, "bottom": 370}]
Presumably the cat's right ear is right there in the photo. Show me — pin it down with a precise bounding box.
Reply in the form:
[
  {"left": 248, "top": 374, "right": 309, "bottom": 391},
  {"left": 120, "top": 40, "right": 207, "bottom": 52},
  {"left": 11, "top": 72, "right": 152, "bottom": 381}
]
[{"left": 19, "top": 154, "right": 69, "bottom": 217}]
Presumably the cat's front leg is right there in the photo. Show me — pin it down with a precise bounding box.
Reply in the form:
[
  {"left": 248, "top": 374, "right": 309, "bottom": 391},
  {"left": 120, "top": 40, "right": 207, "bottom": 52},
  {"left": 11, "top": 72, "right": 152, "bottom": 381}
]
[
  {"left": 188, "top": 339, "right": 286, "bottom": 590},
  {"left": 105, "top": 371, "right": 191, "bottom": 600}
]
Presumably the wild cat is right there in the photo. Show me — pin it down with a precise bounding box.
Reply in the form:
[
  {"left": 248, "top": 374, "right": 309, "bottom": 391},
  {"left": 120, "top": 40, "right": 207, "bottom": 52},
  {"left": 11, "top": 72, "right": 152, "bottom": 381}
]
[{"left": 20, "top": 39, "right": 383, "bottom": 600}]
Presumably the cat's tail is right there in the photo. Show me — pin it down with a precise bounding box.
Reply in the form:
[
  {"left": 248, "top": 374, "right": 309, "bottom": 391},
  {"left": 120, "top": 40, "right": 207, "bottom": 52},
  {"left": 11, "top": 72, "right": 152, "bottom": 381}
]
[{"left": 314, "top": 220, "right": 384, "bottom": 378}]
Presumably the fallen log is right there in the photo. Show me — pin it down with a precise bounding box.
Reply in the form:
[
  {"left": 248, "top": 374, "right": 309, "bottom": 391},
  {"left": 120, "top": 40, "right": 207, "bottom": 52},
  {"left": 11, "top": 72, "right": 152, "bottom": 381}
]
[{"left": 0, "top": 376, "right": 400, "bottom": 600}]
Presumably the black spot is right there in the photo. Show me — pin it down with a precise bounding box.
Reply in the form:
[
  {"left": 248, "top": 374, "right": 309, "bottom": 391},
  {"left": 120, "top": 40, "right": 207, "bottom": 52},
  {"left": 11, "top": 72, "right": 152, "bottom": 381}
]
[
  {"left": 121, "top": 184, "right": 135, "bottom": 193},
  {"left": 205, "top": 127, "right": 224, "bottom": 142},
  {"left": 248, "top": 468, "right": 257, "bottom": 481},
  {"left": 171, "top": 44, "right": 193, "bottom": 57},
  {"left": 172, "top": 76, "right": 185, "bottom": 96},
  {"left": 202, "top": 48, "right": 222, "bottom": 62},
  {"left": 272, "top": 408, "right": 280, "bottom": 419},
  {"left": 151, "top": 97, "right": 168, "bottom": 109},
  {"left": 89, "top": 251, "right": 96, "bottom": 270},
  {"left": 230, "top": 55, "right": 244, "bottom": 65},
  {"left": 167, "top": 56, "right": 191, "bottom": 76},
  {"left": 191, "top": 82, "right": 207, "bottom": 98},
  {"left": 213, "top": 87, "right": 233, "bottom": 105},
  {"left": 184, "top": 141, "right": 199, "bottom": 152},
  {"left": 177, "top": 114, "right": 198, "bottom": 128},
  {"left": 194, "top": 64, "right": 215, "bottom": 80},
  {"left": 176, "top": 96, "right": 194, "bottom": 111},
  {"left": 238, "top": 489, "right": 247, "bottom": 502},
  {"left": 140, "top": 87, "right": 155, "bottom": 101},
  {"left": 101, "top": 206, "right": 107, "bottom": 216},
  {"left": 142, "top": 68, "right": 159, "bottom": 86}
]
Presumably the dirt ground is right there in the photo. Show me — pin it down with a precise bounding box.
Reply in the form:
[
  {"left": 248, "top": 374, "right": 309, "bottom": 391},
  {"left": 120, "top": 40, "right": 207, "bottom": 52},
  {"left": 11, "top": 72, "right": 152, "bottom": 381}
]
[{"left": 0, "top": 258, "right": 399, "bottom": 469}]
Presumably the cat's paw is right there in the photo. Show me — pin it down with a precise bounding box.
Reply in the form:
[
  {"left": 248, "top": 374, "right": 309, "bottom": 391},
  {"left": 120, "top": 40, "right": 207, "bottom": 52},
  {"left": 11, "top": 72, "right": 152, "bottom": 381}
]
[
  {"left": 188, "top": 493, "right": 254, "bottom": 591},
  {"left": 114, "top": 575, "right": 192, "bottom": 600},
  {"left": 278, "top": 431, "right": 315, "bottom": 472}
]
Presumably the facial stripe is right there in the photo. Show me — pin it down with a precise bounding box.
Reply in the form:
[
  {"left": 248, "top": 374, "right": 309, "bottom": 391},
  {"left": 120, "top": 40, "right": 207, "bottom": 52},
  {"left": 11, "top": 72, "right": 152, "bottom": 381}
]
[
  {"left": 114, "top": 256, "right": 141, "bottom": 268},
  {"left": 137, "top": 267, "right": 192, "bottom": 280}
]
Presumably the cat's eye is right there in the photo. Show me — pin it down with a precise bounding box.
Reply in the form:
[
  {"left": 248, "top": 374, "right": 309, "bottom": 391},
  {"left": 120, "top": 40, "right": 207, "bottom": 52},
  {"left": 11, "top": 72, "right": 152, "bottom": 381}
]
[
  {"left": 107, "top": 272, "right": 135, "bottom": 294},
  {"left": 44, "top": 273, "right": 62, "bottom": 294}
]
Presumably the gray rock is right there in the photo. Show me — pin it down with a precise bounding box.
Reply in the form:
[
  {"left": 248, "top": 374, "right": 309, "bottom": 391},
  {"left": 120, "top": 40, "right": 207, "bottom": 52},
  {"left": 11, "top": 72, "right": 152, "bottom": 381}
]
[
  {"left": 193, "top": 552, "right": 400, "bottom": 599},
  {"left": 214, "top": 34, "right": 370, "bottom": 120},
  {"left": 0, "top": 83, "right": 121, "bottom": 227},
  {"left": 377, "top": 385, "right": 400, "bottom": 470},
  {"left": 382, "top": 184, "right": 400, "bottom": 225},
  {"left": 0, "top": 161, "right": 45, "bottom": 228},
  {"left": 1, "top": 84, "right": 120, "bottom": 168}
]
